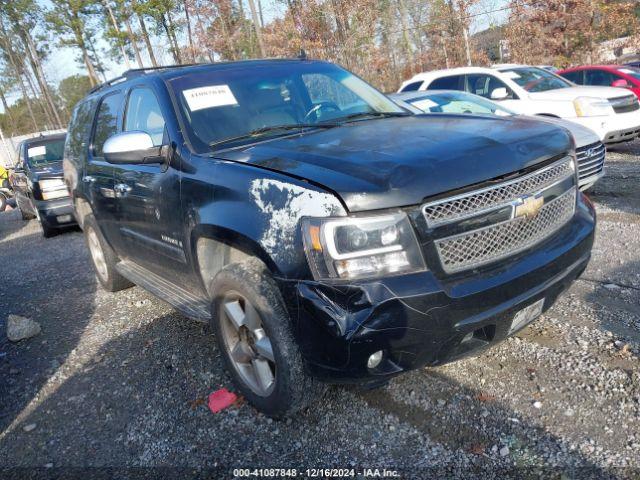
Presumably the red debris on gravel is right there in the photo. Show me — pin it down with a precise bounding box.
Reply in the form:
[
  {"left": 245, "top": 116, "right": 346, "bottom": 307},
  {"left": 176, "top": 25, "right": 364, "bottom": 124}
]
[{"left": 208, "top": 388, "right": 238, "bottom": 413}]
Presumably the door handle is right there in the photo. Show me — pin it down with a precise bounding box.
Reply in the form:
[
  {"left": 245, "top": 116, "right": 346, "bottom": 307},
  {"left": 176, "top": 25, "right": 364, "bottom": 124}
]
[
  {"left": 83, "top": 176, "right": 96, "bottom": 183},
  {"left": 114, "top": 183, "right": 132, "bottom": 197}
]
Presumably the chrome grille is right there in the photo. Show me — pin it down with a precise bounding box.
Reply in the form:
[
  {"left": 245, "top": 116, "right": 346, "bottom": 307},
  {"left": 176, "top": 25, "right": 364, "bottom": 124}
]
[
  {"left": 422, "top": 157, "right": 574, "bottom": 227},
  {"left": 435, "top": 188, "right": 577, "bottom": 274},
  {"left": 575, "top": 142, "right": 605, "bottom": 182},
  {"left": 609, "top": 95, "right": 640, "bottom": 114}
]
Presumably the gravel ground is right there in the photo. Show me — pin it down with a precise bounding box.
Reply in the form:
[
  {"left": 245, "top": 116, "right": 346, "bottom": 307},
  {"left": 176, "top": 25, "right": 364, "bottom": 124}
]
[{"left": 0, "top": 141, "right": 639, "bottom": 479}]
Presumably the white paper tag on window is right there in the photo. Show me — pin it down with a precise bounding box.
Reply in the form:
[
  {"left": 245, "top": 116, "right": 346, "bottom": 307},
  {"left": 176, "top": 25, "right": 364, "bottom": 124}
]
[
  {"left": 412, "top": 98, "right": 438, "bottom": 111},
  {"left": 182, "top": 85, "right": 238, "bottom": 111},
  {"left": 503, "top": 71, "right": 521, "bottom": 80},
  {"left": 28, "top": 145, "right": 46, "bottom": 158}
]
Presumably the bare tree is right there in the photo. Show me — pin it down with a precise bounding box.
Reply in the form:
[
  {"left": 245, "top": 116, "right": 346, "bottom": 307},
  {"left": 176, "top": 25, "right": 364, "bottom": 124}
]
[
  {"left": 247, "top": 0, "right": 266, "bottom": 57},
  {"left": 132, "top": 0, "right": 159, "bottom": 67}
]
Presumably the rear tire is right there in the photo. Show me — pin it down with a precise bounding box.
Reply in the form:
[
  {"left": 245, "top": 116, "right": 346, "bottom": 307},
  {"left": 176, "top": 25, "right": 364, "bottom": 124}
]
[
  {"left": 16, "top": 197, "right": 36, "bottom": 220},
  {"left": 83, "top": 214, "right": 133, "bottom": 292},
  {"left": 20, "top": 208, "right": 35, "bottom": 220},
  {"left": 210, "top": 259, "right": 324, "bottom": 418},
  {"left": 0, "top": 193, "right": 6, "bottom": 212}
]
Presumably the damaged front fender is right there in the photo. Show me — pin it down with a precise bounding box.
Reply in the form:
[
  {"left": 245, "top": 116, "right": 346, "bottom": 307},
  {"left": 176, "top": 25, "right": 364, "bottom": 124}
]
[{"left": 281, "top": 271, "right": 455, "bottom": 377}]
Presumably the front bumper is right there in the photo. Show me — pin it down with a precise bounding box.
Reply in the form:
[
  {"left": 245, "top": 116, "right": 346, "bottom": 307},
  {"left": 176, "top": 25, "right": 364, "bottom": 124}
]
[
  {"left": 35, "top": 197, "right": 77, "bottom": 228},
  {"left": 282, "top": 195, "right": 595, "bottom": 383},
  {"left": 571, "top": 110, "right": 640, "bottom": 144},
  {"left": 578, "top": 170, "right": 605, "bottom": 191},
  {"left": 602, "top": 125, "right": 640, "bottom": 144}
]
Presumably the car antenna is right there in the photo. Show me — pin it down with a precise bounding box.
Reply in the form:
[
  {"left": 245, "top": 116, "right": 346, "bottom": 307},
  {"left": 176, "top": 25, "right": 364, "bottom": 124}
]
[{"left": 298, "top": 49, "right": 307, "bottom": 61}]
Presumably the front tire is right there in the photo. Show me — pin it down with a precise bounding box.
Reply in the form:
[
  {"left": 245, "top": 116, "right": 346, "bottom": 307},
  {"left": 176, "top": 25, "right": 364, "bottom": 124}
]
[
  {"left": 83, "top": 215, "right": 133, "bottom": 292},
  {"left": 40, "top": 220, "right": 55, "bottom": 238},
  {"left": 210, "top": 260, "right": 323, "bottom": 418},
  {"left": 0, "top": 193, "right": 6, "bottom": 212}
]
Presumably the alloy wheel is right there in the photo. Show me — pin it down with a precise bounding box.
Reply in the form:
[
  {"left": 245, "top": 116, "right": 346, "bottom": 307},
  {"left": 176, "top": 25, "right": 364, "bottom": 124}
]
[
  {"left": 87, "top": 227, "right": 108, "bottom": 282},
  {"left": 219, "top": 291, "right": 276, "bottom": 397}
]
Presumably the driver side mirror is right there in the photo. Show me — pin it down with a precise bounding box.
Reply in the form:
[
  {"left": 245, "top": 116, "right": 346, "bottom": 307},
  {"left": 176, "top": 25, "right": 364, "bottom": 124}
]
[
  {"left": 103, "top": 131, "right": 166, "bottom": 165},
  {"left": 611, "top": 79, "right": 630, "bottom": 88},
  {"left": 490, "top": 87, "right": 509, "bottom": 100}
]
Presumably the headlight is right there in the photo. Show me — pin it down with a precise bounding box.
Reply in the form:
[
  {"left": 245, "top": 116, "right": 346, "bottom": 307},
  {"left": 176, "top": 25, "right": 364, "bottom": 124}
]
[
  {"left": 573, "top": 96, "right": 612, "bottom": 117},
  {"left": 301, "top": 212, "right": 426, "bottom": 281},
  {"left": 39, "top": 178, "right": 68, "bottom": 200}
]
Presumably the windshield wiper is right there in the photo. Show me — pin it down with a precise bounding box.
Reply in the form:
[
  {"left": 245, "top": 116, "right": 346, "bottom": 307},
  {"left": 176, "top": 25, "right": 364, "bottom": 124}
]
[
  {"left": 209, "top": 123, "right": 339, "bottom": 150},
  {"left": 330, "top": 111, "right": 411, "bottom": 123}
]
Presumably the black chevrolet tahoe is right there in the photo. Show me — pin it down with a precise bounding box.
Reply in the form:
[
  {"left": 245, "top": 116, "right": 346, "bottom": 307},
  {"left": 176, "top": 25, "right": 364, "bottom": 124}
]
[
  {"left": 12, "top": 133, "right": 77, "bottom": 237},
  {"left": 63, "top": 60, "right": 595, "bottom": 417}
]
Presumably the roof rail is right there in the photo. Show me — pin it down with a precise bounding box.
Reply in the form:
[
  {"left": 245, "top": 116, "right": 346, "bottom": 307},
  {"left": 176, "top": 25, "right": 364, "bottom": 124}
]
[
  {"left": 88, "top": 75, "right": 126, "bottom": 94},
  {"left": 88, "top": 62, "right": 209, "bottom": 94},
  {"left": 121, "top": 62, "right": 208, "bottom": 78}
]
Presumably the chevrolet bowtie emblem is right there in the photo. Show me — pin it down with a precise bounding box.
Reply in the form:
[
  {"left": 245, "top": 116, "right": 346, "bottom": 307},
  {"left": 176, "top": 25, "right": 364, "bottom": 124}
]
[{"left": 514, "top": 195, "right": 544, "bottom": 219}]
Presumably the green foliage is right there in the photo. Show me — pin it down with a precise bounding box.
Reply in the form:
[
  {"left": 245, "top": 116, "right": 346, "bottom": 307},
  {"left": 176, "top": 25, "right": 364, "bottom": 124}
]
[
  {"left": 45, "top": 0, "right": 100, "bottom": 52},
  {"left": 0, "top": 0, "right": 42, "bottom": 31},
  {"left": 57, "top": 74, "right": 92, "bottom": 113},
  {"left": 0, "top": 97, "right": 46, "bottom": 136}
]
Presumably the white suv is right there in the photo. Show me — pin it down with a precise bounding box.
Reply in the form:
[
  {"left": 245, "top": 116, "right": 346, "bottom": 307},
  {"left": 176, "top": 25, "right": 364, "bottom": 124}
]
[{"left": 399, "top": 65, "right": 640, "bottom": 144}]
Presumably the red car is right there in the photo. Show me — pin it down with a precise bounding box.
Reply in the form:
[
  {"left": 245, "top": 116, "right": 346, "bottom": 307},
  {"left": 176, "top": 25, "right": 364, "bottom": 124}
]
[{"left": 558, "top": 65, "right": 640, "bottom": 98}]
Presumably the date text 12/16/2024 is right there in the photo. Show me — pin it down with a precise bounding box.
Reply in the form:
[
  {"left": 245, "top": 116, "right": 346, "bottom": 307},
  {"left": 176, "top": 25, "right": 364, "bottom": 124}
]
[{"left": 232, "top": 468, "right": 401, "bottom": 478}]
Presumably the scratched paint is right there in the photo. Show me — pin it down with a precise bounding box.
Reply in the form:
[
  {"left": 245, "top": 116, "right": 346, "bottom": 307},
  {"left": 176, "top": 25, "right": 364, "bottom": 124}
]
[{"left": 249, "top": 178, "right": 345, "bottom": 261}]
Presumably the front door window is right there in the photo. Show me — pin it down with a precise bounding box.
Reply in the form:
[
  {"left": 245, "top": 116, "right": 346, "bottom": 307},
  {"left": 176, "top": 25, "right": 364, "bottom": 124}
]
[{"left": 124, "top": 88, "right": 167, "bottom": 146}]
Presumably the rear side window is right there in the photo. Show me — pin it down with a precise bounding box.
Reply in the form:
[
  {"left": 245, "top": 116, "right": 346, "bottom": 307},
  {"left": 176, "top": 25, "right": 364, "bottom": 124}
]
[
  {"left": 124, "top": 88, "right": 166, "bottom": 146},
  {"left": 64, "top": 97, "right": 98, "bottom": 165},
  {"left": 561, "top": 70, "right": 584, "bottom": 84},
  {"left": 584, "top": 69, "right": 616, "bottom": 87},
  {"left": 92, "top": 92, "right": 123, "bottom": 158},
  {"left": 399, "top": 81, "right": 423, "bottom": 92},
  {"left": 465, "top": 74, "right": 514, "bottom": 99},
  {"left": 427, "top": 75, "right": 463, "bottom": 91}
]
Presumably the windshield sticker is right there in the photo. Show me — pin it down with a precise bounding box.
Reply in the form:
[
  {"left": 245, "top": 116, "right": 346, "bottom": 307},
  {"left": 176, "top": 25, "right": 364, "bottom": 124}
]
[
  {"left": 503, "top": 71, "right": 521, "bottom": 80},
  {"left": 27, "top": 145, "right": 46, "bottom": 158},
  {"left": 620, "top": 69, "right": 634, "bottom": 75},
  {"left": 412, "top": 99, "right": 438, "bottom": 111},
  {"left": 183, "top": 85, "right": 238, "bottom": 111}
]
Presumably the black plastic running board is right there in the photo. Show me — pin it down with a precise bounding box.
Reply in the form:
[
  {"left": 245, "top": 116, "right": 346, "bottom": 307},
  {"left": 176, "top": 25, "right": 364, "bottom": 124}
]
[{"left": 116, "top": 260, "right": 211, "bottom": 321}]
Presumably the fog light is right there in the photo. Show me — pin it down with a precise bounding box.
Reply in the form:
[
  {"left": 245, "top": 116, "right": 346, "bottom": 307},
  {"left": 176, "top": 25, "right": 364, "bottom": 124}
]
[{"left": 367, "top": 350, "right": 383, "bottom": 369}]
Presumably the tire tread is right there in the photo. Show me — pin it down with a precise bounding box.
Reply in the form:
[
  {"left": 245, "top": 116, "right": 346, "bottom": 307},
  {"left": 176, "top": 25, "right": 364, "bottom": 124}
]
[
  {"left": 84, "top": 214, "right": 133, "bottom": 292},
  {"left": 210, "top": 259, "right": 324, "bottom": 418}
]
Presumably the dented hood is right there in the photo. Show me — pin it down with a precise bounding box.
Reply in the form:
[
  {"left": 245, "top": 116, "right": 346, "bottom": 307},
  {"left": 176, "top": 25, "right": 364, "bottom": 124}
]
[{"left": 215, "top": 115, "right": 572, "bottom": 212}]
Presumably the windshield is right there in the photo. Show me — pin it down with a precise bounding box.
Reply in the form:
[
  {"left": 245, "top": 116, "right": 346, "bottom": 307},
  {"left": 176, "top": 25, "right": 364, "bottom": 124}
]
[
  {"left": 405, "top": 91, "right": 514, "bottom": 116},
  {"left": 25, "top": 138, "right": 65, "bottom": 167},
  {"left": 500, "top": 67, "right": 572, "bottom": 92},
  {"left": 169, "top": 62, "right": 404, "bottom": 152},
  {"left": 619, "top": 67, "right": 640, "bottom": 82}
]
